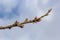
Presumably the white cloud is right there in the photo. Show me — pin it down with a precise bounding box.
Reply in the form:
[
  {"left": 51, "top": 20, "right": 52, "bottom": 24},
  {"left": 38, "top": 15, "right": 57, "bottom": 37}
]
[
  {"left": 37, "top": 10, "right": 44, "bottom": 17},
  {"left": 25, "top": 0, "right": 38, "bottom": 7},
  {"left": 0, "top": 0, "right": 18, "bottom": 12},
  {"left": 41, "top": 0, "right": 50, "bottom": 4},
  {"left": 18, "top": 34, "right": 31, "bottom": 40},
  {"left": 0, "top": 37, "right": 10, "bottom": 40}
]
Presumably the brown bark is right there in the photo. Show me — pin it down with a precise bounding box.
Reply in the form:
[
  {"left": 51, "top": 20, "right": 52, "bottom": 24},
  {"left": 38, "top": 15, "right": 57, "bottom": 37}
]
[{"left": 0, "top": 8, "right": 52, "bottom": 30}]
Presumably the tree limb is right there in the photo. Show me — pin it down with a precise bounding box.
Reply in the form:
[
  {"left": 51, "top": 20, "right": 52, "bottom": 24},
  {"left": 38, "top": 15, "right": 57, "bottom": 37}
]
[{"left": 0, "top": 8, "right": 52, "bottom": 30}]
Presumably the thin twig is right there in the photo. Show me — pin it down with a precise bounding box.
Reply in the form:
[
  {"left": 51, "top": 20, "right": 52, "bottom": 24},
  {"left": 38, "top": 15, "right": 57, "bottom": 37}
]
[{"left": 0, "top": 8, "right": 52, "bottom": 30}]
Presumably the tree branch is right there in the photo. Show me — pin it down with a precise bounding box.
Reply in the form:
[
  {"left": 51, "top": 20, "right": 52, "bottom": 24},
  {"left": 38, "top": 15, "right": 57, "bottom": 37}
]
[{"left": 0, "top": 8, "right": 52, "bottom": 30}]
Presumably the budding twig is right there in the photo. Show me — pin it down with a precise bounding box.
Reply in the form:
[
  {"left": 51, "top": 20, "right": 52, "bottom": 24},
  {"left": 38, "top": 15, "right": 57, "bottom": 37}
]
[{"left": 0, "top": 8, "right": 52, "bottom": 30}]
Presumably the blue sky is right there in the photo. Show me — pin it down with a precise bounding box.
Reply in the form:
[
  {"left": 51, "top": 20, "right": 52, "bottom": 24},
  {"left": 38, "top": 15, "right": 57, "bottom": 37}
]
[{"left": 0, "top": 0, "right": 60, "bottom": 40}]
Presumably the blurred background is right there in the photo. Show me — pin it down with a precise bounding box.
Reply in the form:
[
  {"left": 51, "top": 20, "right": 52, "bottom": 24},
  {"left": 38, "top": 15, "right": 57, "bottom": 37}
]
[{"left": 0, "top": 0, "right": 60, "bottom": 40}]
